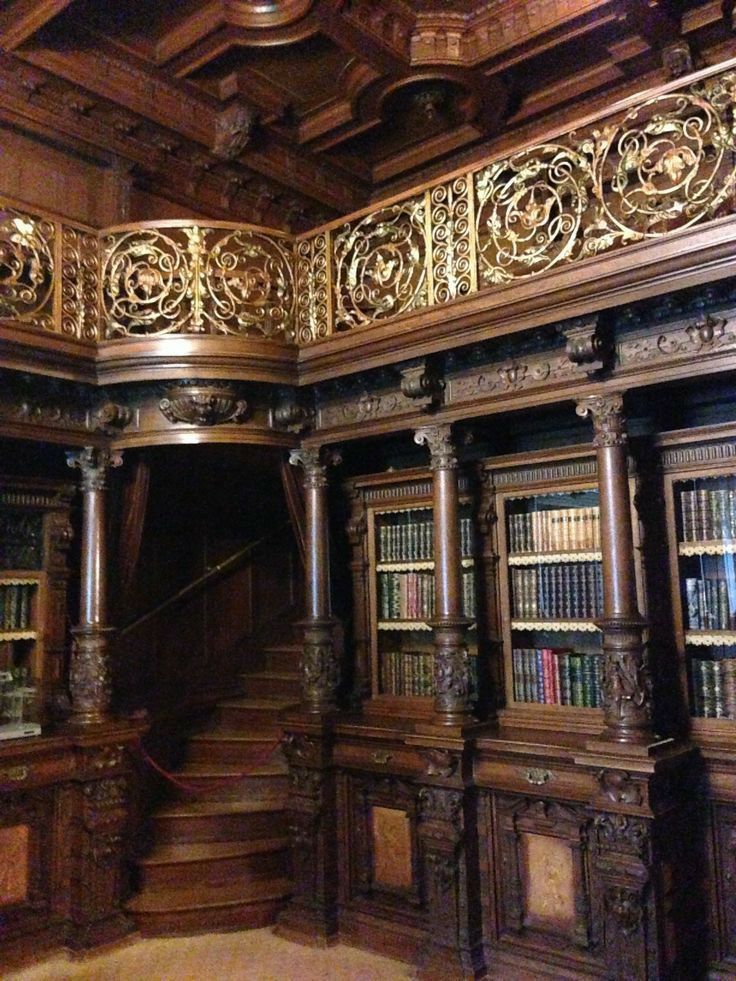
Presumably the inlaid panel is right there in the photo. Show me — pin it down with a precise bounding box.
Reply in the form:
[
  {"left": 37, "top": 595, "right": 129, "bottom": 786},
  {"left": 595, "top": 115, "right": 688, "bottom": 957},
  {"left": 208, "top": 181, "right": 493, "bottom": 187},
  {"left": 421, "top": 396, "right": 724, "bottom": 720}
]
[
  {"left": 521, "top": 831, "right": 575, "bottom": 933},
  {"left": 372, "top": 805, "right": 412, "bottom": 890},
  {"left": 0, "top": 824, "right": 30, "bottom": 906}
]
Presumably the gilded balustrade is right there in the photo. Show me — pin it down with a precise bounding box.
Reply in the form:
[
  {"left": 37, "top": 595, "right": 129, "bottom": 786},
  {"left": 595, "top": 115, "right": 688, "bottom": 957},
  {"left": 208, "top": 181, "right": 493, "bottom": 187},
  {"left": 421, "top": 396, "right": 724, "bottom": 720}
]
[
  {"left": 0, "top": 202, "right": 98, "bottom": 340},
  {"left": 1, "top": 64, "right": 735, "bottom": 350}
]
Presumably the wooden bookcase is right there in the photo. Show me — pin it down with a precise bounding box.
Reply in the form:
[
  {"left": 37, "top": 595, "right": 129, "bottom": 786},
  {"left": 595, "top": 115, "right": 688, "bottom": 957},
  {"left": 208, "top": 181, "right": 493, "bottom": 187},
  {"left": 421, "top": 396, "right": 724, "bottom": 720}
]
[
  {"left": 482, "top": 446, "right": 646, "bottom": 732},
  {"left": 0, "top": 478, "right": 73, "bottom": 726},
  {"left": 345, "top": 469, "right": 478, "bottom": 715},
  {"left": 659, "top": 424, "right": 736, "bottom": 736}
]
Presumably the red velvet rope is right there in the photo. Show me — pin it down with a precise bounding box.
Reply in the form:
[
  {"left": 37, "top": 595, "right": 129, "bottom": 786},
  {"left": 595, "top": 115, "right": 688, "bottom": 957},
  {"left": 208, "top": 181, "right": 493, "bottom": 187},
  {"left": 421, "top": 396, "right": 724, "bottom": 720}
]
[{"left": 136, "top": 736, "right": 283, "bottom": 798}]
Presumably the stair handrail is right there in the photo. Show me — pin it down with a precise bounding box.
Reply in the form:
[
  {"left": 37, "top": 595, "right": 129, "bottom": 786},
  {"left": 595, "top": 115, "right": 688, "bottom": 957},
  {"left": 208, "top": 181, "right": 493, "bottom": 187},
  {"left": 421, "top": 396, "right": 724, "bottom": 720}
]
[{"left": 117, "top": 520, "right": 293, "bottom": 638}]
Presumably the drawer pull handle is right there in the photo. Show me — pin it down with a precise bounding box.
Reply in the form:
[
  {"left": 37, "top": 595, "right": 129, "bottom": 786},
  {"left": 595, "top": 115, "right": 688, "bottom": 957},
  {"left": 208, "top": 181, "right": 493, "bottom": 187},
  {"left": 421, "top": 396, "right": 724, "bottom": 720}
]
[
  {"left": 0, "top": 765, "right": 28, "bottom": 783},
  {"left": 525, "top": 767, "right": 551, "bottom": 786},
  {"left": 372, "top": 751, "right": 393, "bottom": 765}
]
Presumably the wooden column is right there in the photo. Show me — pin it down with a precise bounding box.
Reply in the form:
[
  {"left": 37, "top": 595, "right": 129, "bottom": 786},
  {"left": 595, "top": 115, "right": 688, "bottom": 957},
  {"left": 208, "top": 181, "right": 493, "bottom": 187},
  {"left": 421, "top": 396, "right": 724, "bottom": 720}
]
[
  {"left": 66, "top": 447, "right": 122, "bottom": 726},
  {"left": 415, "top": 424, "right": 473, "bottom": 727},
  {"left": 289, "top": 446, "right": 341, "bottom": 714},
  {"left": 575, "top": 394, "right": 653, "bottom": 744}
]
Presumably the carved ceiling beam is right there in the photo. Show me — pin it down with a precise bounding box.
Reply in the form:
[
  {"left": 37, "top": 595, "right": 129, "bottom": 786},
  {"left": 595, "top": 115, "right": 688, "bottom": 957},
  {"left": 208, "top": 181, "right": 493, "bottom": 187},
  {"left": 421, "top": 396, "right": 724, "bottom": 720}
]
[
  {"left": 0, "top": 0, "right": 74, "bottom": 50},
  {"left": 623, "top": 0, "right": 683, "bottom": 50},
  {"left": 313, "top": 0, "right": 413, "bottom": 76},
  {"left": 13, "top": 38, "right": 360, "bottom": 214}
]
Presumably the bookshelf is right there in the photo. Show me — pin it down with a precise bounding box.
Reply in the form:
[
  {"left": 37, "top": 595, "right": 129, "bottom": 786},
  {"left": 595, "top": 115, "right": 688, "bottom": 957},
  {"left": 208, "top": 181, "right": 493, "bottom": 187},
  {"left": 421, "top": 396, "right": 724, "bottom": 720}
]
[
  {"left": 485, "top": 447, "right": 644, "bottom": 731},
  {"left": 0, "top": 479, "right": 73, "bottom": 730},
  {"left": 660, "top": 433, "right": 736, "bottom": 728},
  {"left": 372, "top": 505, "right": 477, "bottom": 701},
  {"left": 345, "top": 470, "right": 479, "bottom": 713}
]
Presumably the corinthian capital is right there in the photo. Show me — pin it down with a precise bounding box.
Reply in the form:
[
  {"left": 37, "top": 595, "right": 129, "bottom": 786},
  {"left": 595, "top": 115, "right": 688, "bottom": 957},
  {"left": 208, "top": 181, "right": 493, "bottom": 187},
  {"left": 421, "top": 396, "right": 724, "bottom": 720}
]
[
  {"left": 66, "top": 447, "right": 123, "bottom": 491},
  {"left": 414, "top": 423, "right": 456, "bottom": 470},
  {"left": 289, "top": 445, "right": 341, "bottom": 488},
  {"left": 575, "top": 393, "right": 627, "bottom": 448}
]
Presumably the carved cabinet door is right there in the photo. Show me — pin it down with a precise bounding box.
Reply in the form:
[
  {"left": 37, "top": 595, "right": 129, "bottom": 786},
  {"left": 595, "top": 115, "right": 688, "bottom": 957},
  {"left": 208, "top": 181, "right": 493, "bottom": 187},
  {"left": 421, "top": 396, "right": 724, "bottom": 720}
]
[{"left": 713, "top": 803, "right": 736, "bottom": 968}]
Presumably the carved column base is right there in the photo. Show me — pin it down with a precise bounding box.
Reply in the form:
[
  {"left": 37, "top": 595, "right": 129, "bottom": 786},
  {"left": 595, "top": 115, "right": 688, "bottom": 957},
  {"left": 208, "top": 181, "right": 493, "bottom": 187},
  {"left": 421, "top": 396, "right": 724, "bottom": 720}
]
[
  {"left": 68, "top": 626, "right": 116, "bottom": 726},
  {"left": 595, "top": 614, "right": 654, "bottom": 746},
  {"left": 298, "top": 617, "right": 340, "bottom": 715},
  {"left": 428, "top": 616, "right": 475, "bottom": 729}
]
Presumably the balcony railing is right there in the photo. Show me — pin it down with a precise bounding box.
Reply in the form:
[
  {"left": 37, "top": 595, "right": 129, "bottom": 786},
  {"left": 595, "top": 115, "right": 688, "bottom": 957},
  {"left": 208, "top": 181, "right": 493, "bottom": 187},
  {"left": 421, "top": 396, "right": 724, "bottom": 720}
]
[{"left": 1, "top": 61, "right": 735, "bottom": 351}]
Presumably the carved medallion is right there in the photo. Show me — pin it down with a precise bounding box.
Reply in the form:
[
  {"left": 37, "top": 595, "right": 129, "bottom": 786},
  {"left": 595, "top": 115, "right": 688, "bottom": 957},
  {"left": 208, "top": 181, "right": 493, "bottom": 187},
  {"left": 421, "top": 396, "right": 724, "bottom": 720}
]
[{"left": 159, "top": 382, "right": 249, "bottom": 426}]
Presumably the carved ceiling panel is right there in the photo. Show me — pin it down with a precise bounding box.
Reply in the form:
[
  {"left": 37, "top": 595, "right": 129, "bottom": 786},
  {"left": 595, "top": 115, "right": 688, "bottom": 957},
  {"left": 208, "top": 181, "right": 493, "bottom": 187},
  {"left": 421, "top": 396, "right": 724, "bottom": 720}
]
[{"left": 0, "top": 0, "right": 733, "bottom": 230}]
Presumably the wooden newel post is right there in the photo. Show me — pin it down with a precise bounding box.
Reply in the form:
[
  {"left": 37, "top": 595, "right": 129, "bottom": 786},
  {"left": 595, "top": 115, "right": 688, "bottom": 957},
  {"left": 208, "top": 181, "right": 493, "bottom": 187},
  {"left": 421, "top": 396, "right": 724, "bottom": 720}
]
[
  {"left": 290, "top": 445, "right": 341, "bottom": 714},
  {"left": 575, "top": 394, "right": 653, "bottom": 743},
  {"left": 415, "top": 424, "right": 473, "bottom": 727},
  {"left": 66, "top": 447, "right": 122, "bottom": 726}
]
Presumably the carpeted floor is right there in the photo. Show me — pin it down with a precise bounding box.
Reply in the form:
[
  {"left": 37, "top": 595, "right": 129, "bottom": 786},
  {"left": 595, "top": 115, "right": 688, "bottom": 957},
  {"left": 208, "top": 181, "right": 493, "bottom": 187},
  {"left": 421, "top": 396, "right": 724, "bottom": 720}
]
[{"left": 5, "top": 928, "right": 415, "bottom": 981}]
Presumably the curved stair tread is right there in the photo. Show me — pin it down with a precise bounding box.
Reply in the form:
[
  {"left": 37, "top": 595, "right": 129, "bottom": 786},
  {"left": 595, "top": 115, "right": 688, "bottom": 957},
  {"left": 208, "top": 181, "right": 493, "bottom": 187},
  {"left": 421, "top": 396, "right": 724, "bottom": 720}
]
[
  {"left": 218, "top": 696, "right": 295, "bottom": 708},
  {"left": 138, "top": 837, "right": 289, "bottom": 866},
  {"left": 156, "top": 800, "right": 286, "bottom": 818},
  {"left": 191, "top": 731, "right": 283, "bottom": 743},
  {"left": 126, "top": 877, "right": 291, "bottom": 913},
  {"left": 177, "top": 761, "right": 287, "bottom": 777}
]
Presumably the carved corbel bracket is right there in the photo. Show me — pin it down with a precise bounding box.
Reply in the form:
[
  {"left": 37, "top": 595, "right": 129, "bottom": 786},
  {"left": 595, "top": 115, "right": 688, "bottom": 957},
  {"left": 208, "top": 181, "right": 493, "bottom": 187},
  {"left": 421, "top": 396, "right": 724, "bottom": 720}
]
[
  {"left": 399, "top": 359, "right": 445, "bottom": 411},
  {"left": 564, "top": 316, "right": 612, "bottom": 376},
  {"left": 272, "top": 389, "right": 315, "bottom": 434},
  {"left": 91, "top": 401, "right": 133, "bottom": 435},
  {"left": 213, "top": 102, "right": 258, "bottom": 161}
]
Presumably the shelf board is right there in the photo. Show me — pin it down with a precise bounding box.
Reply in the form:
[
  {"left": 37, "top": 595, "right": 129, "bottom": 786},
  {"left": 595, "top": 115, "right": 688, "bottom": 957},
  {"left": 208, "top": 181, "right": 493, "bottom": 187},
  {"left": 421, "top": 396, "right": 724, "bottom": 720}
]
[
  {"left": 511, "top": 619, "right": 600, "bottom": 632},
  {"left": 0, "top": 630, "right": 36, "bottom": 641},
  {"left": 376, "top": 557, "right": 474, "bottom": 571},
  {"left": 508, "top": 550, "right": 602, "bottom": 565},
  {"left": 686, "top": 630, "right": 736, "bottom": 646},
  {"left": 679, "top": 540, "right": 736, "bottom": 556}
]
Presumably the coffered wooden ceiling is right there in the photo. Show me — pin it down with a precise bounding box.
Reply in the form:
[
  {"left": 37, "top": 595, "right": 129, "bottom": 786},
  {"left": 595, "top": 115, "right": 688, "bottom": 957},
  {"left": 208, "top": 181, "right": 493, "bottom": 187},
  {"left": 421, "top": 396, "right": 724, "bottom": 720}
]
[{"left": 0, "top": 0, "right": 733, "bottom": 230}]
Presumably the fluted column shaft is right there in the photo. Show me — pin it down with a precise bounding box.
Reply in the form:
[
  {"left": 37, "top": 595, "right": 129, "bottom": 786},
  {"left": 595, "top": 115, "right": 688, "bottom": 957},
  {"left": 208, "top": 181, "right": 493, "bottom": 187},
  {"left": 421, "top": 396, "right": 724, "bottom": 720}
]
[
  {"left": 576, "top": 394, "right": 653, "bottom": 743},
  {"left": 66, "top": 447, "right": 122, "bottom": 725},
  {"left": 415, "top": 424, "right": 473, "bottom": 726},
  {"left": 290, "top": 446, "right": 341, "bottom": 714}
]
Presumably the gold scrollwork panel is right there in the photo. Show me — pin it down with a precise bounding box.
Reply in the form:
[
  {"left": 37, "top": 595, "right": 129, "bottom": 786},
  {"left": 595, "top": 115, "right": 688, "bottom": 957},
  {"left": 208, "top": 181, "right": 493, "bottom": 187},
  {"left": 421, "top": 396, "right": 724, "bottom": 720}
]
[
  {"left": 332, "top": 198, "right": 429, "bottom": 332},
  {"left": 0, "top": 208, "right": 55, "bottom": 329},
  {"left": 101, "top": 224, "right": 295, "bottom": 341}
]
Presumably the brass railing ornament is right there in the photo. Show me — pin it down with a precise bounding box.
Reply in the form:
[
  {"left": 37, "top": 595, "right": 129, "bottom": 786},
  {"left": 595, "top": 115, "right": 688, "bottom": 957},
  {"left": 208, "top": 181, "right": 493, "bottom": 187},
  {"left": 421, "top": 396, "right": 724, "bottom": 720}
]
[{"left": 1, "top": 66, "right": 735, "bottom": 350}]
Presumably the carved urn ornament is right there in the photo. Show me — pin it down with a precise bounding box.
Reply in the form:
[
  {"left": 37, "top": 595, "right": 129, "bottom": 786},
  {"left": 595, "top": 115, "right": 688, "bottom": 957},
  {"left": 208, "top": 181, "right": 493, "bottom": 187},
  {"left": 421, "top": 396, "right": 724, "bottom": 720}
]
[{"left": 159, "top": 381, "right": 249, "bottom": 426}]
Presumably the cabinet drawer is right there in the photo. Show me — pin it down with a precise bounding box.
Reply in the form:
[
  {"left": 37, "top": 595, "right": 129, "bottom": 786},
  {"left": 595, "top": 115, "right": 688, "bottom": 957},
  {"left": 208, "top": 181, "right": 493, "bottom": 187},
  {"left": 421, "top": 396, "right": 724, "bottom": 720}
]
[
  {"left": 334, "top": 741, "right": 421, "bottom": 775},
  {"left": 475, "top": 758, "right": 595, "bottom": 801}
]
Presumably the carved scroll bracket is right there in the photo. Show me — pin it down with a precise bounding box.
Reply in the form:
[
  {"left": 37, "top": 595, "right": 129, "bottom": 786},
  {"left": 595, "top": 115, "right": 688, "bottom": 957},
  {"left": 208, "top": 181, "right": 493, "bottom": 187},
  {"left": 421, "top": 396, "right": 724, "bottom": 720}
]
[
  {"left": 399, "top": 359, "right": 445, "bottom": 411},
  {"left": 564, "top": 316, "right": 613, "bottom": 376}
]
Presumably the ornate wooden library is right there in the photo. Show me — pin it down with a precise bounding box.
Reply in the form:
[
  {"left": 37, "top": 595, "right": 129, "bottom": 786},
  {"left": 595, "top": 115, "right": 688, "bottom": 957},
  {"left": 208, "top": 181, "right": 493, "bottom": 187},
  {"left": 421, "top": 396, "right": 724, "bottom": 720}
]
[{"left": 2, "top": 3, "right": 736, "bottom": 978}]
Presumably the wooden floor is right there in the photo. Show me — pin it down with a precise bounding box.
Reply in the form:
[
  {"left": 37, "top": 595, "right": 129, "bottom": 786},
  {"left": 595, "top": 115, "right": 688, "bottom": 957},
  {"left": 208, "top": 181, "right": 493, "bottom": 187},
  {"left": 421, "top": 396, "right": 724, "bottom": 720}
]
[{"left": 5, "top": 929, "right": 414, "bottom": 980}]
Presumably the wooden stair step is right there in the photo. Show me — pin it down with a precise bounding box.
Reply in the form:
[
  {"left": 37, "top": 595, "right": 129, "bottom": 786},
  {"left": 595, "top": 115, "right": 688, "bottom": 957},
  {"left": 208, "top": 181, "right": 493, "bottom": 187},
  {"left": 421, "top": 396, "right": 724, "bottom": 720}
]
[
  {"left": 127, "top": 878, "right": 291, "bottom": 936},
  {"left": 262, "top": 644, "right": 302, "bottom": 671},
  {"left": 139, "top": 837, "right": 288, "bottom": 865},
  {"left": 137, "top": 837, "right": 289, "bottom": 890},
  {"left": 187, "top": 732, "right": 282, "bottom": 765},
  {"left": 244, "top": 671, "right": 302, "bottom": 698},
  {"left": 153, "top": 800, "right": 288, "bottom": 843},
  {"left": 217, "top": 696, "right": 293, "bottom": 727}
]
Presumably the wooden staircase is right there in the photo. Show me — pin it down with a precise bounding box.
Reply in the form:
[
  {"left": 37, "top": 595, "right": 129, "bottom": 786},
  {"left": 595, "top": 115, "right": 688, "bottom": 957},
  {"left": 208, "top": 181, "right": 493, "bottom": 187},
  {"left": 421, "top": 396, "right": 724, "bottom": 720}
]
[{"left": 127, "top": 641, "right": 301, "bottom": 936}]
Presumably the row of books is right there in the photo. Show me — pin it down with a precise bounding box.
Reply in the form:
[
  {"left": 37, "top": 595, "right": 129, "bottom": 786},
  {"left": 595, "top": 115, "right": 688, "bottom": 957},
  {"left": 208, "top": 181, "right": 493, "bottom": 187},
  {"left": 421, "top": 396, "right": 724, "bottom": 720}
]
[
  {"left": 378, "top": 570, "right": 476, "bottom": 620},
  {"left": 508, "top": 506, "right": 601, "bottom": 554},
  {"left": 381, "top": 649, "right": 478, "bottom": 697},
  {"left": 691, "top": 656, "right": 736, "bottom": 719},
  {"left": 680, "top": 487, "right": 736, "bottom": 542},
  {"left": 685, "top": 577, "right": 736, "bottom": 631},
  {"left": 377, "top": 515, "right": 473, "bottom": 562},
  {"left": 511, "top": 563, "right": 603, "bottom": 620},
  {"left": 0, "top": 583, "right": 34, "bottom": 632},
  {"left": 512, "top": 648, "right": 603, "bottom": 707}
]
